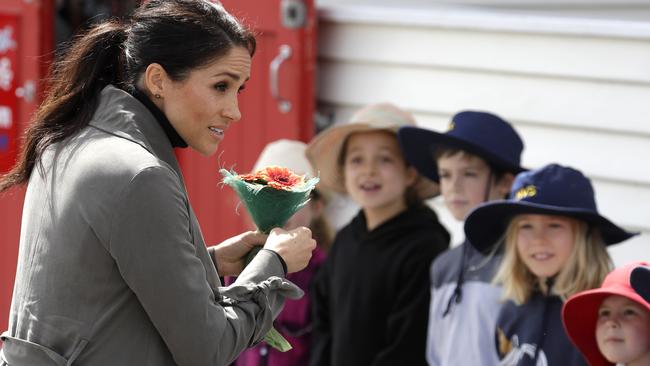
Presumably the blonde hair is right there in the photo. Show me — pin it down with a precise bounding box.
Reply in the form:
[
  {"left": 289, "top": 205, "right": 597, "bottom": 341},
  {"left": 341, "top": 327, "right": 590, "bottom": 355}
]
[{"left": 493, "top": 216, "right": 612, "bottom": 304}]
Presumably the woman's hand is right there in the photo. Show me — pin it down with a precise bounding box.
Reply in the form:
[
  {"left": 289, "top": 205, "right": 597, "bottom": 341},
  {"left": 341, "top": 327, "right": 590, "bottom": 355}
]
[
  {"left": 264, "top": 227, "right": 316, "bottom": 273},
  {"left": 212, "top": 231, "right": 267, "bottom": 276}
]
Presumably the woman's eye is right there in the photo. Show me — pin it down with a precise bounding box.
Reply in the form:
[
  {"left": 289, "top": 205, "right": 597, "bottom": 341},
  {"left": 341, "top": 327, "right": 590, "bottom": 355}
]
[
  {"left": 518, "top": 223, "right": 533, "bottom": 230},
  {"left": 214, "top": 82, "right": 228, "bottom": 92},
  {"left": 464, "top": 171, "right": 477, "bottom": 177}
]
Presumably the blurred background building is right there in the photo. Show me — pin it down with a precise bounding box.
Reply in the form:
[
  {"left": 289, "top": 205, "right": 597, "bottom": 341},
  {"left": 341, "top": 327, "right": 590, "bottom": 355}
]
[{"left": 314, "top": 0, "right": 650, "bottom": 266}]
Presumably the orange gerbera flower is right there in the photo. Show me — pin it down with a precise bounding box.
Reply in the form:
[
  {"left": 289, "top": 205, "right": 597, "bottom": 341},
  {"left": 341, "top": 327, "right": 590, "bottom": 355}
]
[{"left": 256, "top": 166, "right": 305, "bottom": 190}]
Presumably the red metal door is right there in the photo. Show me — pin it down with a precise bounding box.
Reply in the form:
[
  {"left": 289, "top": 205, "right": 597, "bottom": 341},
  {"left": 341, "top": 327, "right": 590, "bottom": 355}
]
[
  {"left": 0, "top": 0, "right": 50, "bottom": 334},
  {"left": 176, "top": 0, "right": 317, "bottom": 243}
]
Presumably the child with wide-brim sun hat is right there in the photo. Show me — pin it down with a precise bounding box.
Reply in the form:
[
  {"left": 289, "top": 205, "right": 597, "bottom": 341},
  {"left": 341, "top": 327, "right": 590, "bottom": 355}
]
[
  {"left": 464, "top": 163, "right": 638, "bottom": 365},
  {"left": 307, "top": 103, "right": 450, "bottom": 366},
  {"left": 398, "top": 110, "right": 525, "bottom": 366},
  {"left": 563, "top": 262, "right": 650, "bottom": 366},
  {"left": 234, "top": 139, "right": 333, "bottom": 366}
]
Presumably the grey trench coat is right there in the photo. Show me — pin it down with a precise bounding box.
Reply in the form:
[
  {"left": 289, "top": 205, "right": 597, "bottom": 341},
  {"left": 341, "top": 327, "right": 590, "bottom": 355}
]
[{"left": 0, "top": 85, "right": 301, "bottom": 366}]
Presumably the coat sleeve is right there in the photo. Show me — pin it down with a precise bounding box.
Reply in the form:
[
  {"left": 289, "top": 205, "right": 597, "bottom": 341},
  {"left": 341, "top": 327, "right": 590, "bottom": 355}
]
[
  {"left": 371, "top": 240, "right": 436, "bottom": 366},
  {"left": 107, "top": 166, "right": 300, "bottom": 366},
  {"left": 308, "top": 254, "right": 332, "bottom": 366}
]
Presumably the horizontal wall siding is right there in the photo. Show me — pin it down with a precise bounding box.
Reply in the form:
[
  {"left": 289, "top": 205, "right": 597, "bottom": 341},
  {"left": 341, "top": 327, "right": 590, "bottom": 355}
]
[{"left": 316, "top": 8, "right": 650, "bottom": 266}]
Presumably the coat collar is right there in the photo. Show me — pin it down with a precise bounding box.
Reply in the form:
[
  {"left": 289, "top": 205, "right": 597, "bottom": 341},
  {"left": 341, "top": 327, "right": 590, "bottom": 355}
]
[{"left": 89, "top": 85, "right": 183, "bottom": 179}]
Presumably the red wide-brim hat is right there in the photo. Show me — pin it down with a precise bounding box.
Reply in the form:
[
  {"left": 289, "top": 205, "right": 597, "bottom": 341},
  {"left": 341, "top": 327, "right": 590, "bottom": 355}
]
[{"left": 562, "top": 261, "right": 650, "bottom": 366}]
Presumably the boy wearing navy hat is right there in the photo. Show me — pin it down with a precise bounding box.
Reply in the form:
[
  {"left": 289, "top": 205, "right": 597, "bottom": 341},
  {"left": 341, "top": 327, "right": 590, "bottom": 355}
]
[{"left": 398, "top": 111, "right": 525, "bottom": 366}]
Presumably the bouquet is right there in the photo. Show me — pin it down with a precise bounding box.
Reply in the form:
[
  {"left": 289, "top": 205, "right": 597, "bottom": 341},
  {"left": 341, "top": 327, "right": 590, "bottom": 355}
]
[{"left": 219, "top": 166, "right": 319, "bottom": 351}]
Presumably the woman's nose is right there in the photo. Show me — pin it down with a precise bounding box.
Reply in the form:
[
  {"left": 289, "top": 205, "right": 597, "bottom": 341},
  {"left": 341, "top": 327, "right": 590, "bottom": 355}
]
[{"left": 222, "top": 98, "right": 242, "bottom": 122}]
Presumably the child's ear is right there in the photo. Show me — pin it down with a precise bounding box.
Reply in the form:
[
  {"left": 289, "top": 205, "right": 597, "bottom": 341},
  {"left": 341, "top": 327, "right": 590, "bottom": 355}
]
[
  {"left": 406, "top": 166, "right": 418, "bottom": 187},
  {"left": 496, "top": 173, "right": 515, "bottom": 197},
  {"left": 310, "top": 196, "right": 325, "bottom": 218}
]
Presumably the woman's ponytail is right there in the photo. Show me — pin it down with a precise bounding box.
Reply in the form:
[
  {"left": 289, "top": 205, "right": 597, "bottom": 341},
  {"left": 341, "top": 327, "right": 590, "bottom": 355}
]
[{"left": 0, "top": 21, "right": 127, "bottom": 191}]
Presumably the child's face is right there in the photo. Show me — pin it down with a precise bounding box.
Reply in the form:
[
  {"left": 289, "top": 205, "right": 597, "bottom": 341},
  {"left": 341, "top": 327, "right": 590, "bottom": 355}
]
[
  {"left": 515, "top": 214, "right": 576, "bottom": 280},
  {"left": 343, "top": 131, "right": 416, "bottom": 218},
  {"left": 437, "top": 152, "right": 511, "bottom": 221},
  {"left": 596, "top": 295, "right": 650, "bottom": 366}
]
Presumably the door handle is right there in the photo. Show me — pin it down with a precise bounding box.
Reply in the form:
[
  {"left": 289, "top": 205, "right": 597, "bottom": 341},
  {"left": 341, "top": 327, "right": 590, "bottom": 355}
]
[{"left": 269, "top": 44, "right": 292, "bottom": 114}]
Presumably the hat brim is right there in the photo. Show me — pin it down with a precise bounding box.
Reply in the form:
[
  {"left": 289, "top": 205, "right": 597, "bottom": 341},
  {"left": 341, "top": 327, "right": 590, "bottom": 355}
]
[
  {"left": 397, "top": 126, "right": 526, "bottom": 182},
  {"left": 563, "top": 285, "right": 650, "bottom": 366},
  {"left": 631, "top": 266, "right": 650, "bottom": 304},
  {"left": 464, "top": 201, "right": 638, "bottom": 253},
  {"left": 306, "top": 124, "right": 439, "bottom": 199}
]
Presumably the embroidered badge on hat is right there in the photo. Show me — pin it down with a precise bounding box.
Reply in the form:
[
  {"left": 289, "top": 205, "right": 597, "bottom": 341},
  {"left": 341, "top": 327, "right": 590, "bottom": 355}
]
[{"left": 515, "top": 185, "right": 537, "bottom": 201}]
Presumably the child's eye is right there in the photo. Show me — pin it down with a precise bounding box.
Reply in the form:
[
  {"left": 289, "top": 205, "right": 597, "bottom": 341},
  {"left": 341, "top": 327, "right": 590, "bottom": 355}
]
[
  {"left": 464, "top": 171, "right": 477, "bottom": 177},
  {"left": 623, "top": 308, "right": 639, "bottom": 317},
  {"left": 347, "top": 156, "right": 362, "bottom": 165},
  {"left": 518, "top": 222, "right": 533, "bottom": 230},
  {"left": 598, "top": 309, "right": 611, "bottom": 318},
  {"left": 598, "top": 309, "right": 612, "bottom": 319},
  {"left": 438, "top": 171, "right": 450, "bottom": 179}
]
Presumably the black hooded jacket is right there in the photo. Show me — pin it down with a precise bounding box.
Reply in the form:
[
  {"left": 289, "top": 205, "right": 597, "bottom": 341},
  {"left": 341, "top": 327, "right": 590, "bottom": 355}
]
[{"left": 310, "top": 205, "right": 450, "bottom": 366}]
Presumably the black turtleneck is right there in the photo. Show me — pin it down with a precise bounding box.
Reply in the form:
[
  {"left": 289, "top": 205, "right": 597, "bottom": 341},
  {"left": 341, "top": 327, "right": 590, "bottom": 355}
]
[{"left": 131, "top": 88, "right": 188, "bottom": 148}]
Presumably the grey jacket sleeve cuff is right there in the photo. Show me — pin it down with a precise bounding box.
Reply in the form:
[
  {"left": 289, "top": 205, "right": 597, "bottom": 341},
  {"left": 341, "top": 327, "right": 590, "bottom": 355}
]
[{"left": 217, "top": 249, "right": 303, "bottom": 346}]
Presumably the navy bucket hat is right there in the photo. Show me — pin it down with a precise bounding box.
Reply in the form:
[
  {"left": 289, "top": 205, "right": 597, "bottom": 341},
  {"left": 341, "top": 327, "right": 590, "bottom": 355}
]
[
  {"left": 464, "top": 163, "right": 638, "bottom": 253},
  {"left": 397, "top": 110, "right": 525, "bottom": 182},
  {"left": 631, "top": 265, "right": 650, "bottom": 304}
]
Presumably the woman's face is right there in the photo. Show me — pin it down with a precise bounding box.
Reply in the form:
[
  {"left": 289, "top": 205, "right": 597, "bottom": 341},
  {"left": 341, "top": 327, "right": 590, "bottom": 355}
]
[
  {"left": 159, "top": 46, "right": 251, "bottom": 156},
  {"left": 596, "top": 295, "right": 650, "bottom": 366},
  {"left": 515, "top": 214, "right": 576, "bottom": 280}
]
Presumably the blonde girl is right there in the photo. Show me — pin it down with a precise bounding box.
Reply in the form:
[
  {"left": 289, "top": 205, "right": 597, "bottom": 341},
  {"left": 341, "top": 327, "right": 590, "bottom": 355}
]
[{"left": 464, "top": 164, "right": 637, "bottom": 366}]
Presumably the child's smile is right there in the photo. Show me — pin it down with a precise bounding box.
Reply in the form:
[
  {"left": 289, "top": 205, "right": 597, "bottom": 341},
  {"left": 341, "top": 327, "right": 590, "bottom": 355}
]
[{"left": 515, "top": 214, "right": 576, "bottom": 280}]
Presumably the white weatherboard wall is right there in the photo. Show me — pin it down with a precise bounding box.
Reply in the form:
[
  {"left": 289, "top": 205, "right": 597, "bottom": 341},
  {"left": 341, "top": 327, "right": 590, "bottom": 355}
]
[{"left": 315, "top": 1, "right": 650, "bottom": 267}]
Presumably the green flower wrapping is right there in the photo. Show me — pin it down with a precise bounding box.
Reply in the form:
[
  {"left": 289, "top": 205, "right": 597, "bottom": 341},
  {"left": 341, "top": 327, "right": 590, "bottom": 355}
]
[{"left": 219, "top": 166, "right": 319, "bottom": 352}]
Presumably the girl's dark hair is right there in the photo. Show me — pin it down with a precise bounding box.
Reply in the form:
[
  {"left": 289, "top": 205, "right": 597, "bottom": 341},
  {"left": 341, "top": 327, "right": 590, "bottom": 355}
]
[{"left": 0, "top": 0, "right": 256, "bottom": 192}]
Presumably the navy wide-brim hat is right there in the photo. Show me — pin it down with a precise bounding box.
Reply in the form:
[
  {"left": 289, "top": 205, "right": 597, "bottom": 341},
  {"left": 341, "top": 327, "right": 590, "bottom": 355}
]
[
  {"left": 397, "top": 111, "right": 526, "bottom": 182},
  {"left": 465, "top": 163, "right": 638, "bottom": 253},
  {"left": 631, "top": 265, "right": 650, "bottom": 304}
]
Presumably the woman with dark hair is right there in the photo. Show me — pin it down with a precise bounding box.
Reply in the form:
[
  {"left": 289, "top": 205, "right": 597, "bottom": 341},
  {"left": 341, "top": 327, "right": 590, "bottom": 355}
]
[{"left": 0, "top": 1, "right": 315, "bottom": 365}]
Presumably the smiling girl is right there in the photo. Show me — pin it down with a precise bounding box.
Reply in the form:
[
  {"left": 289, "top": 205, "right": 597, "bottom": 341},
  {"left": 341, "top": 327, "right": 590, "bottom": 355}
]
[
  {"left": 306, "top": 103, "right": 450, "bottom": 366},
  {"left": 463, "top": 164, "right": 637, "bottom": 365}
]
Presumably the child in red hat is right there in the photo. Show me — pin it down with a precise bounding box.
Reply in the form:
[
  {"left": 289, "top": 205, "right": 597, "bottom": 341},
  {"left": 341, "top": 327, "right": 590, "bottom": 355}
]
[{"left": 563, "top": 262, "right": 650, "bottom": 366}]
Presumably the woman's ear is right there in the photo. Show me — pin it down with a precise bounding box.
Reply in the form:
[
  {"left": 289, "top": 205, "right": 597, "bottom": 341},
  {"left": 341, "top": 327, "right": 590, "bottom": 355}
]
[{"left": 143, "top": 63, "right": 168, "bottom": 99}]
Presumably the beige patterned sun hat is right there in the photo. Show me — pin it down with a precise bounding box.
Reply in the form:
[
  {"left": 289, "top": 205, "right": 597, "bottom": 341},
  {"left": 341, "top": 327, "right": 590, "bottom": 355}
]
[{"left": 306, "top": 103, "right": 439, "bottom": 199}]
